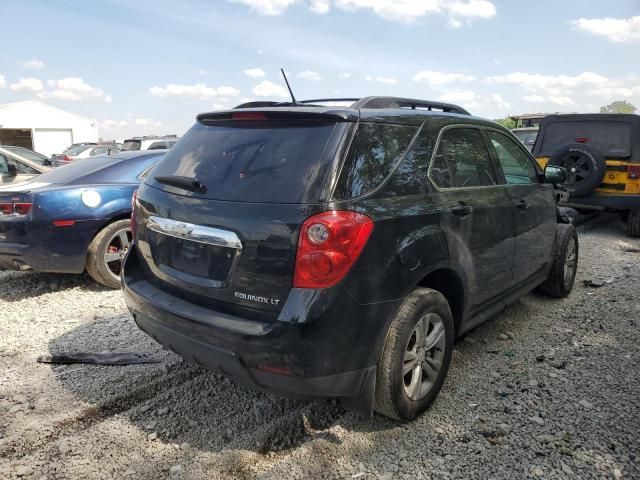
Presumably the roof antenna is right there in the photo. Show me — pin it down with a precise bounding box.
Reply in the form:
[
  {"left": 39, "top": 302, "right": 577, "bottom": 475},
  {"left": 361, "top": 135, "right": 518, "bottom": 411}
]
[{"left": 281, "top": 68, "right": 299, "bottom": 106}]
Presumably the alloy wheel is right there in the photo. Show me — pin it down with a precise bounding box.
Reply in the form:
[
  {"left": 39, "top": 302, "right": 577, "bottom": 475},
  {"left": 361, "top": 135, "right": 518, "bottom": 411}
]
[{"left": 104, "top": 228, "right": 132, "bottom": 282}]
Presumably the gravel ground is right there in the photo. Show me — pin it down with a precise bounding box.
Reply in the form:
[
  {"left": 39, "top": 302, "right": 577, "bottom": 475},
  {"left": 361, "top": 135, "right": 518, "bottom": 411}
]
[{"left": 1, "top": 215, "right": 638, "bottom": 480}]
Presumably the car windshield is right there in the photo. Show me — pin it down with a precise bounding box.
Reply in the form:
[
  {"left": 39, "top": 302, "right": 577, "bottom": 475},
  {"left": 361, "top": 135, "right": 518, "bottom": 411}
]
[
  {"left": 122, "top": 140, "right": 142, "bottom": 151},
  {"left": 538, "top": 121, "right": 632, "bottom": 157},
  {"left": 513, "top": 131, "right": 538, "bottom": 145},
  {"left": 4, "top": 146, "right": 48, "bottom": 162},
  {"left": 65, "top": 145, "right": 90, "bottom": 155}
]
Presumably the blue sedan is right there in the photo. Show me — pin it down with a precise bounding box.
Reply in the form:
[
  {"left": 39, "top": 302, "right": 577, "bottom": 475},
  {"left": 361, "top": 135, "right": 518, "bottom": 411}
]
[{"left": 0, "top": 150, "right": 165, "bottom": 288}]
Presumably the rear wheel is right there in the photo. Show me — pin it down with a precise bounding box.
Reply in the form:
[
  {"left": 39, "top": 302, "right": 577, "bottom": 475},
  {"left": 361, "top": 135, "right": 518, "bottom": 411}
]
[
  {"left": 537, "top": 224, "right": 578, "bottom": 298},
  {"left": 627, "top": 209, "right": 640, "bottom": 238},
  {"left": 86, "top": 219, "right": 132, "bottom": 289},
  {"left": 374, "top": 288, "right": 454, "bottom": 421}
]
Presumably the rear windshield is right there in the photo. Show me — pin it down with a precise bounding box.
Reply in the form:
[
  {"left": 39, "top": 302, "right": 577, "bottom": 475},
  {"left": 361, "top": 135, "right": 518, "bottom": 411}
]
[
  {"left": 513, "top": 130, "right": 538, "bottom": 145},
  {"left": 538, "top": 121, "right": 631, "bottom": 157},
  {"left": 148, "top": 120, "right": 340, "bottom": 203},
  {"left": 122, "top": 140, "right": 142, "bottom": 151}
]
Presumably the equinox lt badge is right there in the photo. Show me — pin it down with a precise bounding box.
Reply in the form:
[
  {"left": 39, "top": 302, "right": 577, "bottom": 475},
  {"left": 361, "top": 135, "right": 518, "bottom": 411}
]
[{"left": 234, "top": 291, "right": 280, "bottom": 305}]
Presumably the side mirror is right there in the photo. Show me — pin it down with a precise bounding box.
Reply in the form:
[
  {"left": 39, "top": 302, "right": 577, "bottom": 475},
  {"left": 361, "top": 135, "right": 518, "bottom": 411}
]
[
  {"left": 544, "top": 165, "right": 566, "bottom": 184},
  {"left": 6, "top": 163, "right": 18, "bottom": 177}
]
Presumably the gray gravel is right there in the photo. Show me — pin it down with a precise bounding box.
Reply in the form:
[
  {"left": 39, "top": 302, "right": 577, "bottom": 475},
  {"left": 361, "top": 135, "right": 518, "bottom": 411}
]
[{"left": 1, "top": 215, "right": 638, "bottom": 479}]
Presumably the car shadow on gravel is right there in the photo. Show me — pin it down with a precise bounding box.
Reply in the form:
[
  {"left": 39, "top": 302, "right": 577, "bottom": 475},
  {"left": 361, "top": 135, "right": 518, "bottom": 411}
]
[
  {"left": 0, "top": 271, "right": 109, "bottom": 302},
  {"left": 43, "top": 299, "right": 537, "bottom": 461}
]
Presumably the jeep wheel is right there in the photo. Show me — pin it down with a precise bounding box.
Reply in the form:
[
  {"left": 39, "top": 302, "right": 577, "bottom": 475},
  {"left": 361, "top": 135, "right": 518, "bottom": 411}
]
[
  {"left": 86, "top": 219, "right": 132, "bottom": 289},
  {"left": 537, "top": 224, "right": 578, "bottom": 298},
  {"left": 627, "top": 209, "right": 640, "bottom": 238},
  {"left": 548, "top": 144, "right": 605, "bottom": 197},
  {"left": 375, "top": 288, "right": 454, "bottom": 421}
]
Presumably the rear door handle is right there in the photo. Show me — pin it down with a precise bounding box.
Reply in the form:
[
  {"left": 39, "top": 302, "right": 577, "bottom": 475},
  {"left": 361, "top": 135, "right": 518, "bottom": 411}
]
[
  {"left": 452, "top": 202, "right": 473, "bottom": 217},
  {"left": 516, "top": 200, "right": 529, "bottom": 211}
]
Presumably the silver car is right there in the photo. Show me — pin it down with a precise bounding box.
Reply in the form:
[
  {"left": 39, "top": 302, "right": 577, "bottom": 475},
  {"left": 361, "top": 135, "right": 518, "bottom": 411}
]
[
  {"left": 0, "top": 146, "right": 50, "bottom": 185},
  {"left": 51, "top": 144, "right": 120, "bottom": 167}
]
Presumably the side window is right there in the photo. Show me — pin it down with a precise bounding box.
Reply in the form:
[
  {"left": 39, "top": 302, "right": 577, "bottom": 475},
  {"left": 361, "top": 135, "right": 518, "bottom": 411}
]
[
  {"left": 15, "top": 160, "right": 40, "bottom": 175},
  {"left": 429, "top": 128, "right": 496, "bottom": 189},
  {"left": 91, "top": 147, "right": 108, "bottom": 156},
  {"left": 487, "top": 131, "right": 539, "bottom": 184},
  {"left": 0, "top": 154, "right": 9, "bottom": 174},
  {"left": 382, "top": 129, "right": 433, "bottom": 196},
  {"left": 334, "top": 123, "right": 418, "bottom": 199}
]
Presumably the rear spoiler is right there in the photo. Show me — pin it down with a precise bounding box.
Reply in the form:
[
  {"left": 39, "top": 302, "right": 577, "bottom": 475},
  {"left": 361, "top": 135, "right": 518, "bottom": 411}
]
[{"left": 197, "top": 109, "right": 358, "bottom": 123}]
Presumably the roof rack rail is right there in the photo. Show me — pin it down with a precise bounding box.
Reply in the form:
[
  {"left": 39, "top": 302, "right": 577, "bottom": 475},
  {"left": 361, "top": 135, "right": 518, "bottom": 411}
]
[
  {"left": 232, "top": 96, "right": 469, "bottom": 115},
  {"left": 352, "top": 96, "right": 470, "bottom": 115}
]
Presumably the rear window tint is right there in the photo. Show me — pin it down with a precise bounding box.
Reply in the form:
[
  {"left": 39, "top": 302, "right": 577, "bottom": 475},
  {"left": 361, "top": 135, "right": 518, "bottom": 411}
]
[
  {"left": 148, "top": 120, "right": 340, "bottom": 203},
  {"left": 538, "top": 121, "right": 631, "bottom": 157},
  {"left": 333, "top": 123, "right": 418, "bottom": 199}
]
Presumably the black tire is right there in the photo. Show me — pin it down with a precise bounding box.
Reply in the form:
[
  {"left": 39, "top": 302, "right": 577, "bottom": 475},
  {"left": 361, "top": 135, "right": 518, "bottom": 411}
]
[
  {"left": 537, "top": 224, "right": 578, "bottom": 298},
  {"left": 627, "top": 209, "right": 640, "bottom": 237},
  {"left": 374, "top": 288, "right": 454, "bottom": 421},
  {"left": 86, "top": 219, "right": 132, "bottom": 289},
  {"left": 548, "top": 144, "right": 605, "bottom": 197}
]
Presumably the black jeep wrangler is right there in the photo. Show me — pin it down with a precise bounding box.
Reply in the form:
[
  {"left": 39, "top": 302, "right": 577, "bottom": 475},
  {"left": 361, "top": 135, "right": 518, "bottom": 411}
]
[{"left": 122, "top": 97, "right": 578, "bottom": 421}]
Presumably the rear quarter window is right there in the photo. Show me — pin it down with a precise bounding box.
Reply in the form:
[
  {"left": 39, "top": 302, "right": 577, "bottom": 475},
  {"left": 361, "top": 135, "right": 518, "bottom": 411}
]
[{"left": 333, "top": 123, "right": 418, "bottom": 199}]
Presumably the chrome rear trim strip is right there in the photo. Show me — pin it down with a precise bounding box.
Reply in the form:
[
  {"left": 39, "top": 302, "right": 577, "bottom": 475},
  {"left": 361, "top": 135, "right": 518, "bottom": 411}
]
[{"left": 146, "top": 216, "right": 242, "bottom": 250}]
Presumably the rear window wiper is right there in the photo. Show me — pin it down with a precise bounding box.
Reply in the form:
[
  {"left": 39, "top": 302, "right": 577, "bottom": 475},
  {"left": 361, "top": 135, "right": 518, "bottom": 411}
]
[{"left": 154, "top": 175, "right": 207, "bottom": 194}]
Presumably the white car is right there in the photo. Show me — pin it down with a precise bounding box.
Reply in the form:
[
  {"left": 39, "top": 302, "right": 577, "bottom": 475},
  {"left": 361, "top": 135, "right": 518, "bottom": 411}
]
[
  {"left": 51, "top": 144, "right": 121, "bottom": 167},
  {"left": 121, "top": 136, "right": 179, "bottom": 151},
  {"left": 0, "top": 146, "right": 49, "bottom": 185}
]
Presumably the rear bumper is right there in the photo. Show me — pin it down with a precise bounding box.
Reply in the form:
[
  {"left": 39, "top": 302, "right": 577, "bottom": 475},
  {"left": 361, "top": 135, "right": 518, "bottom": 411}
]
[
  {"left": 122, "top": 245, "right": 399, "bottom": 413},
  {"left": 562, "top": 193, "right": 640, "bottom": 211}
]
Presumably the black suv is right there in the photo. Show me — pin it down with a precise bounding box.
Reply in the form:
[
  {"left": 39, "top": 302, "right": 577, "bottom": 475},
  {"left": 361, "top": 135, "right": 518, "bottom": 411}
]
[{"left": 122, "top": 97, "right": 578, "bottom": 421}]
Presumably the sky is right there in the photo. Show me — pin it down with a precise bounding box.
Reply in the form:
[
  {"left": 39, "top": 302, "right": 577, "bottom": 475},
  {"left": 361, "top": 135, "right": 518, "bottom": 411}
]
[{"left": 0, "top": 0, "right": 639, "bottom": 140}]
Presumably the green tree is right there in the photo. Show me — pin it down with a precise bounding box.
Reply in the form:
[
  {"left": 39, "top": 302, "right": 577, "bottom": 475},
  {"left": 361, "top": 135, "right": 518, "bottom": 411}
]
[
  {"left": 599, "top": 100, "right": 637, "bottom": 114},
  {"left": 494, "top": 116, "right": 516, "bottom": 129}
]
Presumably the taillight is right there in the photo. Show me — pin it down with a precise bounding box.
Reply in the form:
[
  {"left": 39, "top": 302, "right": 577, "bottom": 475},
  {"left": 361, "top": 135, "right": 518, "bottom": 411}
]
[
  {"left": 131, "top": 190, "right": 138, "bottom": 242},
  {"left": 293, "top": 211, "right": 374, "bottom": 289},
  {"left": 0, "top": 202, "right": 33, "bottom": 216},
  {"left": 628, "top": 165, "right": 640, "bottom": 180},
  {"left": 63, "top": 155, "right": 72, "bottom": 162}
]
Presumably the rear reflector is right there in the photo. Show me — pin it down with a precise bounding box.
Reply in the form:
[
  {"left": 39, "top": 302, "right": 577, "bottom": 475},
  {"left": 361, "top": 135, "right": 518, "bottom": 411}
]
[
  {"left": 53, "top": 220, "right": 76, "bottom": 227},
  {"left": 255, "top": 364, "right": 294, "bottom": 376},
  {"left": 575, "top": 137, "right": 589, "bottom": 143},
  {"left": 293, "top": 211, "right": 374, "bottom": 289},
  {"left": 232, "top": 112, "right": 268, "bottom": 121}
]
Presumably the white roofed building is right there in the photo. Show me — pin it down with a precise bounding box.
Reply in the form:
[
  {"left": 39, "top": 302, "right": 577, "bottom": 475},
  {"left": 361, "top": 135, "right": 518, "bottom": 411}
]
[{"left": 0, "top": 100, "right": 98, "bottom": 157}]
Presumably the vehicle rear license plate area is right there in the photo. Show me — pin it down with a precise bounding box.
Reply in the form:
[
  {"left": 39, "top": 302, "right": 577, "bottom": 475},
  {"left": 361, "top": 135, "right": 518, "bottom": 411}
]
[{"left": 149, "top": 230, "right": 235, "bottom": 282}]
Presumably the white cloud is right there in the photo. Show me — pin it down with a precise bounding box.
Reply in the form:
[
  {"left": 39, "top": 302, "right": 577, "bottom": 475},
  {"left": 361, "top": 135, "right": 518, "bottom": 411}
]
[
  {"left": 447, "top": 0, "right": 495, "bottom": 19},
  {"left": 228, "top": 0, "right": 497, "bottom": 25},
  {"left": 339, "top": 73, "right": 352, "bottom": 79},
  {"left": 244, "top": 68, "right": 266, "bottom": 78},
  {"left": 10, "top": 77, "right": 44, "bottom": 93},
  {"left": 150, "top": 83, "right": 240, "bottom": 99},
  {"left": 413, "top": 70, "right": 475, "bottom": 86},
  {"left": 588, "top": 85, "right": 640, "bottom": 98},
  {"left": 438, "top": 89, "right": 476, "bottom": 103},
  {"left": 39, "top": 77, "right": 110, "bottom": 102},
  {"left": 485, "top": 71, "right": 609, "bottom": 92},
  {"left": 229, "top": 0, "right": 298, "bottom": 15},
  {"left": 297, "top": 70, "right": 322, "bottom": 81},
  {"left": 572, "top": 15, "right": 640, "bottom": 43},
  {"left": 23, "top": 59, "right": 45, "bottom": 70},
  {"left": 135, "top": 118, "right": 163, "bottom": 127},
  {"left": 310, "top": 0, "right": 330, "bottom": 14},
  {"left": 102, "top": 120, "right": 128, "bottom": 129},
  {"left": 197, "top": 69, "right": 207, "bottom": 76},
  {"left": 252, "top": 80, "right": 289, "bottom": 98},
  {"left": 448, "top": 18, "right": 463, "bottom": 28},
  {"left": 0, "top": 75, "right": 5, "bottom": 88},
  {"left": 549, "top": 96, "right": 574, "bottom": 106},
  {"left": 489, "top": 93, "right": 510, "bottom": 110},
  {"left": 523, "top": 95, "right": 545, "bottom": 103},
  {"left": 365, "top": 75, "right": 398, "bottom": 84}
]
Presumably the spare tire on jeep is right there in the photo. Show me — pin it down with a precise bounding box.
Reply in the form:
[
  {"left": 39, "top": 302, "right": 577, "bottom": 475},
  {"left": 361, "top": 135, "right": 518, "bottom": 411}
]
[{"left": 548, "top": 144, "right": 605, "bottom": 197}]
